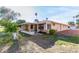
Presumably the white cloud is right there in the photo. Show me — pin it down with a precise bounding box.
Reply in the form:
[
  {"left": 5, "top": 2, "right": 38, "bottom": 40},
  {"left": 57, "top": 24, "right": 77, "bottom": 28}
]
[
  {"left": 4, "top": 6, "right": 79, "bottom": 24},
  {"left": 49, "top": 9, "right": 79, "bottom": 24}
]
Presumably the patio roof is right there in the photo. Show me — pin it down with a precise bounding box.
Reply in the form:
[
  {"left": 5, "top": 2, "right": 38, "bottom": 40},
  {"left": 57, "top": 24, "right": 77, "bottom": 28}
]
[{"left": 20, "top": 20, "right": 69, "bottom": 26}]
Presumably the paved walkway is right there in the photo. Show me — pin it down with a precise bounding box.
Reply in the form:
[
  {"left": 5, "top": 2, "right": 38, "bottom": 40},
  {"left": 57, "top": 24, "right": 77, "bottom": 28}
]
[{"left": 7, "top": 40, "right": 20, "bottom": 53}]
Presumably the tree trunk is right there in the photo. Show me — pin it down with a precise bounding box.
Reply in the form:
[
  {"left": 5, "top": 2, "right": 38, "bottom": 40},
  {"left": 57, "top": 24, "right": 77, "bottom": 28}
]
[{"left": 12, "top": 32, "right": 17, "bottom": 40}]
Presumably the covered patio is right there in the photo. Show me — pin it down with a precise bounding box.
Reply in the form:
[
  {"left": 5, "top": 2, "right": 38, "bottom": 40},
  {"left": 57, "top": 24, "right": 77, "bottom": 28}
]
[{"left": 20, "top": 22, "right": 49, "bottom": 33}]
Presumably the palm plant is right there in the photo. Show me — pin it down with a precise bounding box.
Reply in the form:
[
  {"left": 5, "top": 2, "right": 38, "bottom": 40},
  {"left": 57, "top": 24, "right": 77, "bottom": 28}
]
[
  {"left": 34, "top": 12, "right": 39, "bottom": 22},
  {"left": 73, "top": 14, "right": 79, "bottom": 28}
]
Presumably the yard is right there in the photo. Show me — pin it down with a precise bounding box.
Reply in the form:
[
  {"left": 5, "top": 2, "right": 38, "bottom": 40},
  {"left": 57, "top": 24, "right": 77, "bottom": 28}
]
[
  {"left": 0, "top": 32, "right": 13, "bottom": 52},
  {"left": 18, "top": 33, "right": 79, "bottom": 53},
  {"left": 0, "top": 26, "right": 4, "bottom": 32},
  {"left": 0, "top": 31, "right": 79, "bottom": 53}
]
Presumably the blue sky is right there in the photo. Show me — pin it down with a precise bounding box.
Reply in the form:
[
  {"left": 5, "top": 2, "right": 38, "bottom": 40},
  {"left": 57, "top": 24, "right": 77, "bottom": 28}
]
[{"left": 7, "top": 6, "right": 79, "bottom": 24}]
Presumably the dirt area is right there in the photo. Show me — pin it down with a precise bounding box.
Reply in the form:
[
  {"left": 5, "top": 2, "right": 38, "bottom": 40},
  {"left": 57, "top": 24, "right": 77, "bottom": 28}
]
[
  {"left": 19, "top": 35, "right": 54, "bottom": 53},
  {"left": 1, "top": 34, "right": 79, "bottom": 53},
  {"left": 19, "top": 35, "right": 79, "bottom": 53}
]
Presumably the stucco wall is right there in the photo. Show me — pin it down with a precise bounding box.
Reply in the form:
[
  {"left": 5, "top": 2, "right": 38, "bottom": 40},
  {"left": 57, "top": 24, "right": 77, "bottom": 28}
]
[
  {"left": 50, "top": 22, "right": 68, "bottom": 31},
  {"left": 20, "top": 22, "right": 69, "bottom": 33}
]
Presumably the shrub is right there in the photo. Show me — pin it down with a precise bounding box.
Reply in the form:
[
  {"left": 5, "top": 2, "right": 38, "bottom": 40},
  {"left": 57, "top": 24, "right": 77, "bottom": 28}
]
[
  {"left": 0, "top": 20, "right": 18, "bottom": 32},
  {"left": 49, "top": 29, "right": 56, "bottom": 35},
  {"left": 0, "top": 32, "right": 13, "bottom": 46}
]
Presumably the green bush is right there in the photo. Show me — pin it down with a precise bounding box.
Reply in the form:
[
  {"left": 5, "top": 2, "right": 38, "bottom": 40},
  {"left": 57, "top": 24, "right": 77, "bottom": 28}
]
[
  {"left": 49, "top": 29, "right": 56, "bottom": 35},
  {"left": 0, "top": 32, "right": 13, "bottom": 46},
  {"left": 0, "top": 20, "right": 18, "bottom": 32}
]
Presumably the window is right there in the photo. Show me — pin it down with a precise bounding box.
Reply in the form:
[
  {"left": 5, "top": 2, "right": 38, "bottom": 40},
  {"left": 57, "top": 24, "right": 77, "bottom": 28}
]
[
  {"left": 25, "top": 24, "right": 29, "bottom": 31},
  {"left": 68, "top": 26, "right": 70, "bottom": 28},
  {"left": 31, "top": 24, "right": 33, "bottom": 29},
  {"left": 39, "top": 24, "right": 44, "bottom": 30},
  {"left": 47, "top": 24, "right": 51, "bottom": 29},
  {"left": 53, "top": 23, "right": 55, "bottom": 26}
]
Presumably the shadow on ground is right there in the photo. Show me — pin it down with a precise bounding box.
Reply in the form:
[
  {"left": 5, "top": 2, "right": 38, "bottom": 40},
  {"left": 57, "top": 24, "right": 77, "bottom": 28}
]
[
  {"left": 29, "top": 35, "right": 57, "bottom": 49},
  {"left": 7, "top": 40, "right": 20, "bottom": 53},
  {"left": 31, "top": 39, "right": 55, "bottom": 49},
  {"left": 19, "top": 32, "right": 56, "bottom": 49}
]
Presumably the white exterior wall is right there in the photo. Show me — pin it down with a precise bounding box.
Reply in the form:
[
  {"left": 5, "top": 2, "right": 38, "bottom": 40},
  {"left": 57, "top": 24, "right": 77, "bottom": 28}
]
[
  {"left": 20, "top": 25, "right": 26, "bottom": 31},
  {"left": 20, "top": 21, "right": 69, "bottom": 33},
  {"left": 49, "top": 22, "right": 68, "bottom": 31},
  {"left": 44, "top": 22, "right": 47, "bottom": 30},
  {"left": 51, "top": 23, "right": 59, "bottom": 31}
]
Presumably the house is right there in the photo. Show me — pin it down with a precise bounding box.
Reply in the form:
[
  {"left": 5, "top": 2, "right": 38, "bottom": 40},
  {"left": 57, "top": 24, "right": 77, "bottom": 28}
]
[{"left": 20, "top": 20, "right": 69, "bottom": 35}]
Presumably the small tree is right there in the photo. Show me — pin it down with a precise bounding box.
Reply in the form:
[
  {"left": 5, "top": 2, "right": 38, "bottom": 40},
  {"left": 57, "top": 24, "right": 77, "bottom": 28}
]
[
  {"left": 0, "top": 7, "right": 20, "bottom": 20},
  {"left": 76, "top": 19, "right": 79, "bottom": 28},
  {"left": 0, "top": 19, "right": 18, "bottom": 32},
  {"left": 16, "top": 19, "right": 26, "bottom": 24},
  {"left": 68, "top": 21, "right": 75, "bottom": 26},
  {"left": 0, "top": 19, "right": 18, "bottom": 40},
  {"left": 73, "top": 13, "right": 79, "bottom": 28},
  {"left": 0, "top": 7, "right": 21, "bottom": 40}
]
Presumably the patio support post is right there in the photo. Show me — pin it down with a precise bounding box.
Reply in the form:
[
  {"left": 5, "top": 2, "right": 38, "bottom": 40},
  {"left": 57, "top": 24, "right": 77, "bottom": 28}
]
[
  {"left": 28, "top": 24, "right": 31, "bottom": 32},
  {"left": 44, "top": 22, "right": 47, "bottom": 30},
  {"left": 37, "top": 24, "right": 39, "bottom": 32}
]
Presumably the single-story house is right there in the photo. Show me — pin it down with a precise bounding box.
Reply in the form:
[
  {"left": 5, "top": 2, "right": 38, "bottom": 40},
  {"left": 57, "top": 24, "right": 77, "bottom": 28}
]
[{"left": 19, "top": 20, "right": 70, "bottom": 34}]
